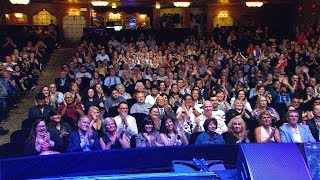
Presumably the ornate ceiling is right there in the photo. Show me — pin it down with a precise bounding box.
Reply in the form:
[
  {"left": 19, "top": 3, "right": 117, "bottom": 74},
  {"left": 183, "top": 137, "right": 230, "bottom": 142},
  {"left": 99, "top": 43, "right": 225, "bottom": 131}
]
[{"left": 16, "top": 0, "right": 296, "bottom": 7}]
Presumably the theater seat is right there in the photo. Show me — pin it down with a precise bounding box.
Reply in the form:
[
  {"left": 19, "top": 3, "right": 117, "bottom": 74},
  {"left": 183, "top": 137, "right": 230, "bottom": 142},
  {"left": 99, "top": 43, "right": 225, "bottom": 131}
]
[
  {"left": 107, "top": 106, "right": 119, "bottom": 117},
  {"left": 130, "top": 113, "right": 148, "bottom": 133},
  {"left": 10, "top": 129, "right": 29, "bottom": 145},
  {"left": 130, "top": 134, "right": 137, "bottom": 148},
  {"left": 0, "top": 143, "right": 24, "bottom": 159},
  {"left": 189, "top": 132, "right": 203, "bottom": 144}
]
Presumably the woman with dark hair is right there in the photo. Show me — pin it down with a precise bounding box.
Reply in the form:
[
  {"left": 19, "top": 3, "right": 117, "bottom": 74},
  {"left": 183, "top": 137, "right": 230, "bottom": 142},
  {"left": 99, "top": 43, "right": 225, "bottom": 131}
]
[
  {"left": 47, "top": 109, "right": 72, "bottom": 152},
  {"left": 195, "top": 118, "right": 225, "bottom": 145},
  {"left": 145, "top": 106, "right": 162, "bottom": 130},
  {"left": 99, "top": 117, "right": 130, "bottom": 150},
  {"left": 81, "top": 88, "right": 104, "bottom": 114},
  {"left": 159, "top": 115, "right": 188, "bottom": 146},
  {"left": 136, "top": 119, "right": 163, "bottom": 147},
  {"left": 41, "top": 86, "right": 55, "bottom": 107},
  {"left": 24, "top": 119, "right": 60, "bottom": 156}
]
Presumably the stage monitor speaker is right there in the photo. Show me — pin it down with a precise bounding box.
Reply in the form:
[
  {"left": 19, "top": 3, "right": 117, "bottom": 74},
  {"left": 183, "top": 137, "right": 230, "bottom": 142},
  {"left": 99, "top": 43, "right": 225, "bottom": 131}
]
[
  {"left": 304, "top": 143, "right": 320, "bottom": 180},
  {"left": 237, "top": 143, "right": 311, "bottom": 180}
]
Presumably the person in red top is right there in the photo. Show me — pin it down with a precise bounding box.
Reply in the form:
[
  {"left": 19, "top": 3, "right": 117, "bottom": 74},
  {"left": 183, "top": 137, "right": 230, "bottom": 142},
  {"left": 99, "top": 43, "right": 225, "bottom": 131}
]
[{"left": 59, "top": 92, "right": 84, "bottom": 128}]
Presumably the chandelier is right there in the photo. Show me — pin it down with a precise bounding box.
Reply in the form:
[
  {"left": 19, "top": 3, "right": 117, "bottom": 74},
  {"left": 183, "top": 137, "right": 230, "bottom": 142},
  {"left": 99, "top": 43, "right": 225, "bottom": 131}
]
[
  {"left": 10, "top": 0, "right": 30, "bottom": 4},
  {"left": 91, "top": 1, "right": 109, "bottom": 6},
  {"left": 246, "top": 1, "right": 263, "bottom": 7},
  {"left": 217, "top": 11, "right": 229, "bottom": 19},
  {"left": 173, "top": 2, "right": 191, "bottom": 7}
]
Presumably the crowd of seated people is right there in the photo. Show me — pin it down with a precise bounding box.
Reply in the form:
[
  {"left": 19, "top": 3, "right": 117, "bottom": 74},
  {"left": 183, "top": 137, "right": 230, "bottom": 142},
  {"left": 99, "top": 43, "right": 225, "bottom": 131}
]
[
  {"left": 0, "top": 27, "right": 55, "bottom": 135},
  {"left": 18, "top": 25, "right": 320, "bottom": 156}
]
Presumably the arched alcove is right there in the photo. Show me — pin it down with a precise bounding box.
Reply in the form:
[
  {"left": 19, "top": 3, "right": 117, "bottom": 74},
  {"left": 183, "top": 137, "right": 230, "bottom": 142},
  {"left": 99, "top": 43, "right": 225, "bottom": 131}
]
[
  {"left": 213, "top": 12, "right": 233, "bottom": 27},
  {"left": 33, "top": 9, "right": 57, "bottom": 26},
  {"left": 62, "top": 15, "right": 86, "bottom": 41}
]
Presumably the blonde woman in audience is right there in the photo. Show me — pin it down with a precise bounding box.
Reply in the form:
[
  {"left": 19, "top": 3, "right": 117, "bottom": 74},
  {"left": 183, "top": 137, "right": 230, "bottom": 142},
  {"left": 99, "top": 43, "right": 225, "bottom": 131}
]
[
  {"left": 100, "top": 117, "right": 130, "bottom": 150},
  {"left": 222, "top": 116, "right": 250, "bottom": 144},
  {"left": 88, "top": 106, "right": 103, "bottom": 137},
  {"left": 254, "top": 111, "right": 281, "bottom": 143}
]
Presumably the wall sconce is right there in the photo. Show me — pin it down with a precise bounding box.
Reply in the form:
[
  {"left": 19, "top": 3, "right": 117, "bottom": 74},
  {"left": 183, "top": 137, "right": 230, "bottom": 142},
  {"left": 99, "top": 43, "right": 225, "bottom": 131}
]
[
  {"left": 5, "top": 14, "right": 10, "bottom": 20},
  {"left": 140, "top": 14, "right": 146, "bottom": 19},
  {"left": 14, "top": 13, "right": 24, "bottom": 18},
  {"left": 111, "top": 2, "right": 117, "bottom": 8},
  {"left": 155, "top": 2, "right": 161, "bottom": 9},
  {"left": 109, "top": 12, "right": 121, "bottom": 21},
  {"left": 217, "top": 11, "right": 229, "bottom": 19},
  {"left": 68, "top": 8, "right": 80, "bottom": 16}
]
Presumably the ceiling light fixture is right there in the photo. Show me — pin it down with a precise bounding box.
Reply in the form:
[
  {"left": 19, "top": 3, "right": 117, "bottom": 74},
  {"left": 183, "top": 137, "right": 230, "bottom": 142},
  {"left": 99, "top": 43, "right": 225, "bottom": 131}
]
[
  {"left": 14, "top": 13, "right": 24, "bottom": 18},
  {"left": 246, "top": 1, "right": 263, "bottom": 7},
  {"left": 173, "top": 2, "right": 191, "bottom": 7},
  {"left": 10, "top": 0, "right": 30, "bottom": 5},
  {"left": 91, "top": 1, "right": 109, "bottom": 6}
]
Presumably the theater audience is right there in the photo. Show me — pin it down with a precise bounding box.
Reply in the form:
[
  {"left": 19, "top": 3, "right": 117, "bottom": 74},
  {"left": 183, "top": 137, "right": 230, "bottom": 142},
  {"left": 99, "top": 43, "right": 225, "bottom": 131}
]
[
  {"left": 254, "top": 111, "right": 281, "bottom": 143},
  {"left": 47, "top": 109, "right": 72, "bottom": 152},
  {"left": 87, "top": 106, "right": 103, "bottom": 137},
  {"left": 114, "top": 102, "right": 138, "bottom": 140},
  {"left": 24, "top": 119, "right": 60, "bottom": 156},
  {"left": 222, "top": 117, "right": 250, "bottom": 144},
  {"left": 104, "top": 89, "right": 126, "bottom": 111},
  {"left": 280, "top": 110, "right": 315, "bottom": 143},
  {"left": 7, "top": 24, "right": 320, "bottom": 157},
  {"left": 160, "top": 115, "right": 188, "bottom": 146},
  {"left": 145, "top": 106, "right": 162, "bottom": 130},
  {"left": 195, "top": 118, "right": 225, "bottom": 145},
  {"left": 130, "top": 91, "right": 152, "bottom": 115},
  {"left": 306, "top": 105, "right": 320, "bottom": 142},
  {"left": 59, "top": 92, "right": 84, "bottom": 126},
  {"left": 66, "top": 115, "right": 101, "bottom": 152},
  {"left": 28, "top": 93, "right": 53, "bottom": 123},
  {"left": 136, "top": 119, "right": 163, "bottom": 147},
  {"left": 100, "top": 117, "right": 130, "bottom": 149},
  {"left": 81, "top": 88, "right": 104, "bottom": 114}
]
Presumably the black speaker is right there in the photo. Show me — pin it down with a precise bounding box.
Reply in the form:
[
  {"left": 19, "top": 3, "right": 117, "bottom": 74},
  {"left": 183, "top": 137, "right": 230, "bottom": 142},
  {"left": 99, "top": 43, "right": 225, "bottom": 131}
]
[{"left": 237, "top": 143, "right": 311, "bottom": 180}]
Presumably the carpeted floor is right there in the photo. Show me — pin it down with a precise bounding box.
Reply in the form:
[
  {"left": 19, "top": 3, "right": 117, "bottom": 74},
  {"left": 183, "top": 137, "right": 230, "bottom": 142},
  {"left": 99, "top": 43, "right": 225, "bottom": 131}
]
[{"left": 0, "top": 48, "right": 74, "bottom": 146}]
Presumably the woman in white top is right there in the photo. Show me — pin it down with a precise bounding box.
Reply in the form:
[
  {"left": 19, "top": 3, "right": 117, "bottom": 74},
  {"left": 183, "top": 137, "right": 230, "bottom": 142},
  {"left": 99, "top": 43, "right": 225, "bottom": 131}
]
[
  {"left": 230, "top": 90, "right": 252, "bottom": 112},
  {"left": 254, "top": 111, "right": 281, "bottom": 143}
]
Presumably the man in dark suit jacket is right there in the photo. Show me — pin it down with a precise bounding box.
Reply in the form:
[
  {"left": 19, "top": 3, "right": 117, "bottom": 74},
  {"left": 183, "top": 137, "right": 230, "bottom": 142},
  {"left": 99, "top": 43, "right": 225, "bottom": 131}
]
[
  {"left": 28, "top": 93, "right": 53, "bottom": 123},
  {"left": 156, "top": 95, "right": 176, "bottom": 121},
  {"left": 66, "top": 115, "right": 101, "bottom": 152},
  {"left": 55, "top": 70, "right": 72, "bottom": 94},
  {"left": 306, "top": 105, "right": 320, "bottom": 142}
]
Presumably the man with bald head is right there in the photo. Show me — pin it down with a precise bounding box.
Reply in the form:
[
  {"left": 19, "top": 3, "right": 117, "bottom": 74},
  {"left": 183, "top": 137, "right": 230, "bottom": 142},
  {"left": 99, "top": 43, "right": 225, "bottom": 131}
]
[
  {"left": 306, "top": 105, "right": 320, "bottom": 142},
  {"left": 193, "top": 100, "right": 228, "bottom": 134}
]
